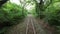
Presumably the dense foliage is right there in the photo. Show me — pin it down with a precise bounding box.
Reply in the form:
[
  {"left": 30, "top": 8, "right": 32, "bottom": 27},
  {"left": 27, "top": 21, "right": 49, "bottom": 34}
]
[
  {"left": 0, "top": 1, "right": 27, "bottom": 34},
  {"left": 0, "top": 1, "right": 27, "bottom": 26},
  {"left": 34, "top": 0, "right": 60, "bottom": 33},
  {"left": 0, "top": 0, "right": 60, "bottom": 33},
  {"left": 44, "top": 2, "right": 60, "bottom": 33},
  {"left": 44, "top": 2, "right": 60, "bottom": 26}
]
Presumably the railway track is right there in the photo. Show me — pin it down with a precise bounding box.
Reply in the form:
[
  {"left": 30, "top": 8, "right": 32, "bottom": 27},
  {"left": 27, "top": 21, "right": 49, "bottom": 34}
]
[
  {"left": 26, "top": 16, "right": 36, "bottom": 34},
  {"left": 4, "top": 14, "right": 53, "bottom": 34}
]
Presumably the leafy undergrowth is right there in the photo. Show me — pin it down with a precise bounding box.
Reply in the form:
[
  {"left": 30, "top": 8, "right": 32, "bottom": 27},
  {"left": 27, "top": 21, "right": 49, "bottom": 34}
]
[
  {"left": 4, "top": 18, "right": 27, "bottom": 34},
  {"left": 0, "top": 1, "right": 27, "bottom": 34}
]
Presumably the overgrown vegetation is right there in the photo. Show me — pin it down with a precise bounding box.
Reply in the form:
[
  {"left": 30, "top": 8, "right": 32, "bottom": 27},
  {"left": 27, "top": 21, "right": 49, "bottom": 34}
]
[
  {"left": 33, "top": 0, "right": 60, "bottom": 33},
  {"left": 0, "top": 0, "right": 60, "bottom": 34},
  {"left": 44, "top": 1, "right": 60, "bottom": 33},
  {"left": 0, "top": 1, "right": 27, "bottom": 34}
]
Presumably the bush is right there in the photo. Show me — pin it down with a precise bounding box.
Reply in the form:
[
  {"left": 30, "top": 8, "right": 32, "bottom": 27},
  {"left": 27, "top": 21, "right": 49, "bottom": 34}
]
[
  {"left": 44, "top": 2, "right": 60, "bottom": 26},
  {"left": 0, "top": 1, "right": 27, "bottom": 26},
  {"left": 0, "top": 1, "right": 28, "bottom": 34}
]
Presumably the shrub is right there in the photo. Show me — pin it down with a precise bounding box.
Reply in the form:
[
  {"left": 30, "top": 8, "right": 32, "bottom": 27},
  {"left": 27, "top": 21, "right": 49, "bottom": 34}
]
[
  {"left": 44, "top": 2, "right": 60, "bottom": 26},
  {"left": 0, "top": 1, "right": 27, "bottom": 26}
]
